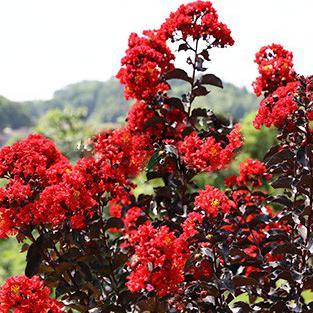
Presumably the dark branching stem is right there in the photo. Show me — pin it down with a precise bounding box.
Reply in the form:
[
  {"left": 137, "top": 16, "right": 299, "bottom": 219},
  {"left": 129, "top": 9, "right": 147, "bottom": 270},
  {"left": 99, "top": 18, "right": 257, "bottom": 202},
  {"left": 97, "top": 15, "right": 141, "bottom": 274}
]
[{"left": 187, "top": 38, "right": 200, "bottom": 117}]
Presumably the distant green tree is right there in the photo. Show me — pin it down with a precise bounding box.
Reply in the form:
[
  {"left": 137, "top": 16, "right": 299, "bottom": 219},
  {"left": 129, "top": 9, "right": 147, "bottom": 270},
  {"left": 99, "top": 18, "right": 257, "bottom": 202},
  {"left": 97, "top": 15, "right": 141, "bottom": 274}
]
[
  {"left": 34, "top": 105, "right": 95, "bottom": 161},
  {"left": 0, "top": 239, "right": 25, "bottom": 284},
  {"left": 240, "top": 111, "right": 277, "bottom": 161},
  {"left": 0, "top": 96, "right": 33, "bottom": 129}
]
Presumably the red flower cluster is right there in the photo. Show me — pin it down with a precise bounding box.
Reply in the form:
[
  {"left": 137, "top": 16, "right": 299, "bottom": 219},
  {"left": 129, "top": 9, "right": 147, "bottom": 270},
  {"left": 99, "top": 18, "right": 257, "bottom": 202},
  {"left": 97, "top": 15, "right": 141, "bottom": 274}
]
[
  {"left": 181, "top": 212, "right": 204, "bottom": 239},
  {"left": 94, "top": 128, "right": 152, "bottom": 179},
  {"left": 225, "top": 158, "right": 271, "bottom": 188},
  {"left": 116, "top": 31, "right": 174, "bottom": 101},
  {"left": 0, "top": 135, "right": 70, "bottom": 238},
  {"left": 37, "top": 170, "right": 97, "bottom": 230},
  {"left": 178, "top": 125, "right": 242, "bottom": 172},
  {"left": 126, "top": 101, "right": 163, "bottom": 138},
  {"left": 0, "top": 275, "right": 62, "bottom": 313},
  {"left": 0, "top": 134, "right": 66, "bottom": 184},
  {"left": 252, "top": 44, "right": 296, "bottom": 96},
  {"left": 195, "top": 185, "right": 233, "bottom": 218},
  {"left": 253, "top": 81, "right": 299, "bottom": 129},
  {"left": 237, "top": 158, "right": 271, "bottom": 186},
  {"left": 117, "top": 1, "right": 234, "bottom": 103},
  {"left": 224, "top": 159, "right": 271, "bottom": 208},
  {"left": 126, "top": 223, "right": 189, "bottom": 297},
  {"left": 160, "top": 0, "right": 234, "bottom": 47},
  {"left": 0, "top": 126, "right": 153, "bottom": 236}
]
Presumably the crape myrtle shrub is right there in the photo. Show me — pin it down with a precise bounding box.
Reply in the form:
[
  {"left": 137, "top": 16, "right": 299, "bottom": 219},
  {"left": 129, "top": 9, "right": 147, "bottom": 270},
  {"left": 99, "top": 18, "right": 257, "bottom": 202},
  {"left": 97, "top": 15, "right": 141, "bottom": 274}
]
[{"left": 0, "top": 1, "right": 313, "bottom": 312}]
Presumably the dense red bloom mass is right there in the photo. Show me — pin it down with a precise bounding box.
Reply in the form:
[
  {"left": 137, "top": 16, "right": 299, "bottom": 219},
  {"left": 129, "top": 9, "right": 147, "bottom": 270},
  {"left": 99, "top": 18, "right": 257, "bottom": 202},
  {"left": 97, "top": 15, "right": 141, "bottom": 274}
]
[
  {"left": 253, "top": 81, "right": 299, "bottom": 129},
  {"left": 178, "top": 125, "right": 242, "bottom": 172},
  {"left": 0, "top": 134, "right": 66, "bottom": 184},
  {"left": 159, "top": 0, "right": 234, "bottom": 47},
  {"left": 94, "top": 128, "right": 152, "bottom": 179},
  {"left": 37, "top": 170, "right": 97, "bottom": 229},
  {"left": 0, "top": 135, "right": 70, "bottom": 238},
  {"left": 0, "top": 275, "right": 62, "bottom": 313},
  {"left": 117, "top": 31, "right": 174, "bottom": 101},
  {"left": 126, "top": 223, "right": 189, "bottom": 297},
  {"left": 252, "top": 44, "right": 296, "bottom": 96},
  {"left": 126, "top": 101, "right": 163, "bottom": 138},
  {"left": 195, "top": 185, "right": 232, "bottom": 218}
]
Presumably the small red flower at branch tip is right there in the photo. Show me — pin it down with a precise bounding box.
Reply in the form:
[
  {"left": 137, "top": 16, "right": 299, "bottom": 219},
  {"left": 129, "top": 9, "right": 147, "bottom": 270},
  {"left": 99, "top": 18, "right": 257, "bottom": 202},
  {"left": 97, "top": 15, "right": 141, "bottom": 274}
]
[{"left": 195, "top": 185, "right": 233, "bottom": 218}]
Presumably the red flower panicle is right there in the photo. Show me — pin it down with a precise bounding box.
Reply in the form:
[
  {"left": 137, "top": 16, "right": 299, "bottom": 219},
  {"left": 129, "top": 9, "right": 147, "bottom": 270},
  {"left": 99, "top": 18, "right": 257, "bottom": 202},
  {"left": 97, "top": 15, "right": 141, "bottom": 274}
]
[
  {"left": 94, "top": 128, "right": 152, "bottom": 179},
  {"left": 0, "top": 275, "right": 63, "bottom": 313},
  {"left": 117, "top": 31, "right": 174, "bottom": 101},
  {"left": 0, "top": 134, "right": 70, "bottom": 238},
  {"left": 37, "top": 170, "right": 97, "bottom": 229},
  {"left": 160, "top": 0, "right": 234, "bottom": 47},
  {"left": 252, "top": 44, "right": 296, "bottom": 96},
  {"left": 178, "top": 125, "right": 242, "bottom": 172},
  {"left": 253, "top": 81, "right": 299, "bottom": 129},
  {"left": 181, "top": 212, "right": 204, "bottom": 239},
  {"left": 237, "top": 158, "right": 271, "bottom": 187},
  {"left": 126, "top": 101, "right": 163, "bottom": 139},
  {"left": 195, "top": 185, "right": 232, "bottom": 218},
  {"left": 126, "top": 223, "right": 189, "bottom": 297},
  {"left": 0, "top": 134, "right": 67, "bottom": 184}
]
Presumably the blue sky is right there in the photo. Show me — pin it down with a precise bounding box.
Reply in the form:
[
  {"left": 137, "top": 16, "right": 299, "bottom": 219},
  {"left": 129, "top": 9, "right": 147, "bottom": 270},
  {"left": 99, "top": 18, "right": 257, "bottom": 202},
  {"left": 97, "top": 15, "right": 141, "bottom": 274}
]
[{"left": 0, "top": 0, "right": 312, "bottom": 101}]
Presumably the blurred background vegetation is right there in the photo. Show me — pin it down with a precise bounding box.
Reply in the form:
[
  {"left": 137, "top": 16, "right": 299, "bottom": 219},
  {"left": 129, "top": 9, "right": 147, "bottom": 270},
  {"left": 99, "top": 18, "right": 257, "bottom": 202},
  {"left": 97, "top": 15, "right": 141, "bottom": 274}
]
[{"left": 0, "top": 77, "right": 277, "bottom": 283}]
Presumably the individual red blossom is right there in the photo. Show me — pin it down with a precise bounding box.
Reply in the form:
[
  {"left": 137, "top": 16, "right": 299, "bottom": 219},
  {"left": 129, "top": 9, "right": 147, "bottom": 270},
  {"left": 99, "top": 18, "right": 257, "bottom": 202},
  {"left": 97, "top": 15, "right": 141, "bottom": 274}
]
[
  {"left": 252, "top": 44, "right": 296, "bottom": 96},
  {"left": 117, "top": 31, "right": 174, "bottom": 101},
  {"left": 0, "top": 275, "right": 63, "bottom": 313},
  {"left": 126, "top": 223, "right": 190, "bottom": 297},
  {"left": 108, "top": 193, "right": 132, "bottom": 219},
  {"left": 195, "top": 185, "right": 232, "bottom": 218},
  {"left": 159, "top": 0, "right": 234, "bottom": 47},
  {"left": 178, "top": 125, "right": 242, "bottom": 172},
  {"left": 237, "top": 158, "right": 271, "bottom": 187},
  {"left": 70, "top": 214, "right": 86, "bottom": 230},
  {"left": 123, "top": 206, "right": 143, "bottom": 230},
  {"left": 224, "top": 175, "right": 238, "bottom": 188},
  {"left": 181, "top": 212, "right": 204, "bottom": 239},
  {"left": 225, "top": 158, "right": 271, "bottom": 189},
  {"left": 253, "top": 81, "right": 299, "bottom": 129}
]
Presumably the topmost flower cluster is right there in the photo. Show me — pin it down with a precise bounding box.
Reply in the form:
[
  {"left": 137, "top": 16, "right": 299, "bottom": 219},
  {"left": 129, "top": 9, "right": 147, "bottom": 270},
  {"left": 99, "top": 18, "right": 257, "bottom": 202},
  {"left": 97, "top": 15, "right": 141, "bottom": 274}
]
[
  {"left": 252, "top": 43, "right": 296, "bottom": 97},
  {"left": 117, "top": 0, "right": 234, "bottom": 102},
  {"left": 159, "top": 0, "right": 234, "bottom": 45}
]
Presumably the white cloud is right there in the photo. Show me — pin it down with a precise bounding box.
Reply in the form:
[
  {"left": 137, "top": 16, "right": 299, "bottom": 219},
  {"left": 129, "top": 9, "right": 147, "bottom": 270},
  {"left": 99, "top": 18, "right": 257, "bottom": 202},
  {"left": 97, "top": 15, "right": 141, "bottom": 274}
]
[{"left": 0, "top": 0, "right": 311, "bottom": 101}]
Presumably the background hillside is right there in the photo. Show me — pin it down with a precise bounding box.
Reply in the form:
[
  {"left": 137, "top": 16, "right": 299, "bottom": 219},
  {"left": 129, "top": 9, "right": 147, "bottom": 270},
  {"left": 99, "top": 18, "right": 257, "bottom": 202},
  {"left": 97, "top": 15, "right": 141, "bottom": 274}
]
[{"left": 0, "top": 78, "right": 258, "bottom": 132}]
